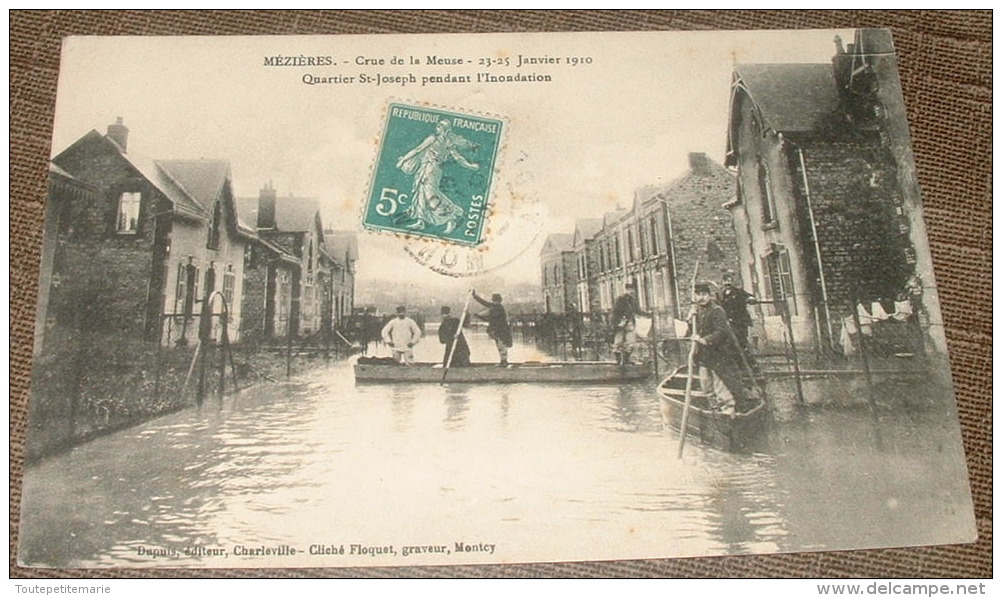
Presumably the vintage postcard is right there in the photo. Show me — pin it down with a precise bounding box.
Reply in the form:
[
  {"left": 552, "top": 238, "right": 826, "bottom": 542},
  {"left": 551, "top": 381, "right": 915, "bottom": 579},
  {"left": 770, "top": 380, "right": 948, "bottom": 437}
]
[{"left": 18, "top": 29, "right": 976, "bottom": 568}]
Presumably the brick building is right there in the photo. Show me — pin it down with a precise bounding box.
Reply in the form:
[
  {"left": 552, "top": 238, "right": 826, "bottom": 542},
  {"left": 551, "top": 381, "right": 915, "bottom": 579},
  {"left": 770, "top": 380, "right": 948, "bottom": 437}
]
[
  {"left": 238, "top": 185, "right": 343, "bottom": 339},
  {"left": 325, "top": 230, "right": 359, "bottom": 327},
  {"left": 539, "top": 233, "right": 576, "bottom": 313},
  {"left": 48, "top": 118, "right": 256, "bottom": 348},
  {"left": 725, "top": 29, "right": 940, "bottom": 354},
  {"left": 551, "top": 153, "right": 737, "bottom": 338},
  {"left": 571, "top": 219, "right": 603, "bottom": 314}
]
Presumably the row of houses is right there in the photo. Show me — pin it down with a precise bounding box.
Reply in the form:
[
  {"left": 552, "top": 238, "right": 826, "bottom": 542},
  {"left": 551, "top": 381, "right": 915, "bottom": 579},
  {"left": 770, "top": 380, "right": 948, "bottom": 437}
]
[
  {"left": 542, "top": 29, "right": 945, "bottom": 356},
  {"left": 541, "top": 152, "right": 739, "bottom": 323},
  {"left": 34, "top": 119, "right": 357, "bottom": 356}
]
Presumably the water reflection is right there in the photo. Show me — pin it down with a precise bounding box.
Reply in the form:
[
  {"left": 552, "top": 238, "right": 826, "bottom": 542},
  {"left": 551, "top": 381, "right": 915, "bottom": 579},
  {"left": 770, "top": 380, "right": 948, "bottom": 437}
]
[
  {"left": 17, "top": 332, "right": 975, "bottom": 567},
  {"left": 443, "top": 386, "right": 471, "bottom": 431}
]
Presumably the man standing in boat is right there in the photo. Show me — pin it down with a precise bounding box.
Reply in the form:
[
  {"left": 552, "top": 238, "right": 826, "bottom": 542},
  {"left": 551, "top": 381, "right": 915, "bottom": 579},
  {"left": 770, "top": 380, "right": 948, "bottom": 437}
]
[
  {"left": 381, "top": 305, "right": 422, "bottom": 365},
  {"left": 719, "top": 272, "right": 756, "bottom": 355},
  {"left": 611, "top": 281, "right": 650, "bottom": 365},
  {"left": 687, "top": 283, "right": 752, "bottom": 414},
  {"left": 438, "top": 305, "right": 471, "bottom": 367},
  {"left": 472, "top": 290, "right": 512, "bottom": 367}
]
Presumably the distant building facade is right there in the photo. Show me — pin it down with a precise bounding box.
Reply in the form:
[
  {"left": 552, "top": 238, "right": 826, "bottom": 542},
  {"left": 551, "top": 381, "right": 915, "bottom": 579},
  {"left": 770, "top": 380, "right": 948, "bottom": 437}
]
[
  {"left": 239, "top": 185, "right": 357, "bottom": 340},
  {"left": 545, "top": 153, "right": 737, "bottom": 337},
  {"left": 539, "top": 233, "right": 576, "bottom": 313}
]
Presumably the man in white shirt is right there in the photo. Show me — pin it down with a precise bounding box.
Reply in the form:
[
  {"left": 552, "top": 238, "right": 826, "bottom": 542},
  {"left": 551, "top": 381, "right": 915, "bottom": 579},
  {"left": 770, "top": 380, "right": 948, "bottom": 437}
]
[{"left": 381, "top": 305, "right": 422, "bottom": 365}]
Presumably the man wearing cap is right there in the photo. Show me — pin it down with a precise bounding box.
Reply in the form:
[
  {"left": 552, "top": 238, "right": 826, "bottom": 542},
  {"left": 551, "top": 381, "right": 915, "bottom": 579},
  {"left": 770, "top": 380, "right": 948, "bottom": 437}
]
[
  {"left": 438, "top": 305, "right": 471, "bottom": 367},
  {"left": 473, "top": 290, "right": 512, "bottom": 366},
  {"left": 611, "top": 281, "right": 650, "bottom": 365},
  {"left": 381, "top": 305, "right": 422, "bottom": 365},
  {"left": 686, "top": 283, "right": 751, "bottom": 414},
  {"left": 719, "top": 272, "right": 756, "bottom": 354}
]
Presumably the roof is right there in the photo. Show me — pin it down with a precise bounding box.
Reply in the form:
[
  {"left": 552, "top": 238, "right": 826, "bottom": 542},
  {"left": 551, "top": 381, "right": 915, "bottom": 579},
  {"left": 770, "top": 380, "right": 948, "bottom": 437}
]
[
  {"left": 238, "top": 195, "right": 322, "bottom": 233},
  {"left": 573, "top": 218, "right": 603, "bottom": 245},
  {"left": 49, "top": 163, "right": 78, "bottom": 180},
  {"left": 326, "top": 230, "right": 359, "bottom": 264},
  {"left": 542, "top": 233, "right": 575, "bottom": 254},
  {"left": 602, "top": 209, "right": 629, "bottom": 229},
  {"left": 155, "top": 160, "right": 231, "bottom": 212},
  {"left": 732, "top": 63, "right": 840, "bottom": 134},
  {"left": 275, "top": 196, "right": 322, "bottom": 232},
  {"left": 52, "top": 127, "right": 259, "bottom": 240}
]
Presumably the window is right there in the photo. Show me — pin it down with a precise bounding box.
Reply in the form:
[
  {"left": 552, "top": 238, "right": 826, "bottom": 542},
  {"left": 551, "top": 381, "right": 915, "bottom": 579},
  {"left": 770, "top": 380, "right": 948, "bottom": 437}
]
[
  {"left": 649, "top": 216, "right": 660, "bottom": 255},
  {"left": 762, "top": 245, "right": 797, "bottom": 316},
  {"left": 758, "top": 162, "right": 778, "bottom": 226},
  {"left": 222, "top": 265, "right": 235, "bottom": 309},
  {"left": 176, "top": 262, "right": 198, "bottom": 317},
  {"left": 303, "top": 286, "right": 314, "bottom": 319},
  {"left": 627, "top": 229, "right": 635, "bottom": 262},
  {"left": 116, "top": 192, "right": 141, "bottom": 233},
  {"left": 175, "top": 263, "right": 187, "bottom": 315},
  {"left": 203, "top": 265, "right": 216, "bottom": 306},
  {"left": 207, "top": 201, "right": 222, "bottom": 250}
]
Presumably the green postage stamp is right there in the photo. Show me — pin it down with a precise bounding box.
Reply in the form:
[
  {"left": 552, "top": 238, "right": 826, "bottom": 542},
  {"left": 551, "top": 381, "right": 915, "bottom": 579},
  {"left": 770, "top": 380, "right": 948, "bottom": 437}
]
[{"left": 364, "top": 103, "right": 504, "bottom": 246}]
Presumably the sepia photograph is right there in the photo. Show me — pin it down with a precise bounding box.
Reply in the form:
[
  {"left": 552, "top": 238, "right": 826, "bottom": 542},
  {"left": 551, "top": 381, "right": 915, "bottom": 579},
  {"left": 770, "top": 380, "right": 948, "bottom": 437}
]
[{"left": 10, "top": 15, "right": 989, "bottom": 578}]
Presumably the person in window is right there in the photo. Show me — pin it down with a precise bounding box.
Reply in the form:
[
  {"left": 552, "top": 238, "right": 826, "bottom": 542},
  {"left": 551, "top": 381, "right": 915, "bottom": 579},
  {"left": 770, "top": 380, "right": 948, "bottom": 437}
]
[
  {"left": 472, "top": 290, "right": 512, "bottom": 366},
  {"left": 438, "top": 305, "right": 471, "bottom": 367},
  {"left": 686, "top": 283, "right": 754, "bottom": 415}
]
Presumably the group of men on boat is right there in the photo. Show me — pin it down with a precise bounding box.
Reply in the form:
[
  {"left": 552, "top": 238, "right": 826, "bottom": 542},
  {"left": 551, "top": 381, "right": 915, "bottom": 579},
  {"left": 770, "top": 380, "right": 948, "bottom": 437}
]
[
  {"left": 379, "top": 290, "right": 512, "bottom": 368},
  {"left": 373, "top": 273, "right": 759, "bottom": 414},
  {"left": 608, "top": 273, "right": 758, "bottom": 415}
]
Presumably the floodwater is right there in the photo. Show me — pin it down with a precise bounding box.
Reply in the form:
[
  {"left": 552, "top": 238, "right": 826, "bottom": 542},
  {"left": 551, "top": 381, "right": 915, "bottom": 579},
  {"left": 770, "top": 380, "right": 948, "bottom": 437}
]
[{"left": 17, "top": 329, "right": 976, "bottom": 568}]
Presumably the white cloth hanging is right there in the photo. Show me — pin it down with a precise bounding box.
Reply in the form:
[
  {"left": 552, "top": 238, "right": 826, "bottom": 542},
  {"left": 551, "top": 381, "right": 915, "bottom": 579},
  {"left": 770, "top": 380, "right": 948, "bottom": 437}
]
[
  {"left": 871, "top": 301, "right": 890, "bottom": 321},
  {"left": 892, "top": 300, "right": 913, "bottom": 321}
]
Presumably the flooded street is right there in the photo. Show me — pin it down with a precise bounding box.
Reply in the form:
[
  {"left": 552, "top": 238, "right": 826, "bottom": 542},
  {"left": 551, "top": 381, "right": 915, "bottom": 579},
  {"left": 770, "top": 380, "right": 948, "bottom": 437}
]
[{"left": 17, "top": 331, "right": 976, "bottom": 568}]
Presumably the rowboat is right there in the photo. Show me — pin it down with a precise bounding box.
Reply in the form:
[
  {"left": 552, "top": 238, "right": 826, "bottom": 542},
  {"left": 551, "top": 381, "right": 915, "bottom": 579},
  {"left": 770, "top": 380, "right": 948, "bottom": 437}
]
[
  {"left": 354, "top": 359, "right": 651, "bottom": 384},
  {"left": 657, "top": 365, "right": 768, "bottom": 453}
]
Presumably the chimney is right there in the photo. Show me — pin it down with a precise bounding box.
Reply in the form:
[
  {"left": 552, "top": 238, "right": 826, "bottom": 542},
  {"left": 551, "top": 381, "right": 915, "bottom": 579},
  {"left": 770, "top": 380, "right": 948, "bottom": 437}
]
[
  {"left": 688, "top": 152, "right": 711, "bottom": 175},
  {"left": 258, "top": 180, "right": 276, "bottom": 229},
  {"left": 106, "top": 117, "right": 129, "bottom": 152}
]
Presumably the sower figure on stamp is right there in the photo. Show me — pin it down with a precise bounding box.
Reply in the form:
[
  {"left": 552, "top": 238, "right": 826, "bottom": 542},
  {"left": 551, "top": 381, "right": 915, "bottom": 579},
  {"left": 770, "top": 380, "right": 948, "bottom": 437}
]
[
  {"left": 611, "top": 281, "right": 650, "bottom": 365},
  {"left": 381, "top": 305, "right": 422, "bottom": 365},
  {"left": 686, "top": 283, "right": 754, "bottom": 415},
  {"left": 395, "top": 119, "right": 479, "bottom": 234},
  {"left": 473, "top": 290, "right": 512, "bottom": 366},
  {"left": 438, "top": 306, "right": 471, "bottom": 367}
]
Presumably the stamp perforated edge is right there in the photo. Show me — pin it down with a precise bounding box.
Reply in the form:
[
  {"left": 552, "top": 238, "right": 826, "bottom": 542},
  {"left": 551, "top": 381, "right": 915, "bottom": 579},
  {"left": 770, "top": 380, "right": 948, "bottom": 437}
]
[{"left": 359, "top": 98, "right": 511, "bottom": 249}]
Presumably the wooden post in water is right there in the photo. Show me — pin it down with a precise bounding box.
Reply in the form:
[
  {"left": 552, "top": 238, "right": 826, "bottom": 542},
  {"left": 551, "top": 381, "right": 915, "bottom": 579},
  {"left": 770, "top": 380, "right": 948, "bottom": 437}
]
[
  {"left": 217, "top": 308, "right": 227, "bottom": 396},
  {"left": 651, "top": 311, "right": 660, "bottom": 380},
  {"left": 677, "top": 260, "right": 700, "bottom": 459},
  {"left": 779, "top": 299, "right": 805, "bottom": 405}
]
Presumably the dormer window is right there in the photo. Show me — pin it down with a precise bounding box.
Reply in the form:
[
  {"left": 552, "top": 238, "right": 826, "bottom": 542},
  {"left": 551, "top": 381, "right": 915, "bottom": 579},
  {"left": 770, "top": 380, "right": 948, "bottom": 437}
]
[
  {"left": 758, "top": 161, "right": 778, "bottom": 227},
  {"left": 116, "top": 191, "right": 141, "bottom": 233},
  {"left": 207, "top": 200, "right": 222, "bottom": 250}
]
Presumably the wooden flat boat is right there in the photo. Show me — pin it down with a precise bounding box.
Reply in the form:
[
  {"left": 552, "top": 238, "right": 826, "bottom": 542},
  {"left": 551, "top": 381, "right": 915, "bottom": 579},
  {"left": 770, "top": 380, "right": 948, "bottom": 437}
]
[
  {"left": 354, "top": 359, "right": 651, "bottom": 384},
  {"left": 657, "top": 365, "right": 768, "bottom": 453}
]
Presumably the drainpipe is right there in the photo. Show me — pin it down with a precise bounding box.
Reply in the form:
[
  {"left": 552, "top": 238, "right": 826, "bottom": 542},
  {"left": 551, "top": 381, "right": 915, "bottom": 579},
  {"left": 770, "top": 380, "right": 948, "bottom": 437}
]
[{"left": 783, "top": 136, "right": 835, "bottom": 349}]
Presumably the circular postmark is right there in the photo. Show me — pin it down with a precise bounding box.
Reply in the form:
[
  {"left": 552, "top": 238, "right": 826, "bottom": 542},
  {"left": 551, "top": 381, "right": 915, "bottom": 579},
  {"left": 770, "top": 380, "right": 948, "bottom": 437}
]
[{"left": 402, "top": 150, "right": 546, "bottom": 277}]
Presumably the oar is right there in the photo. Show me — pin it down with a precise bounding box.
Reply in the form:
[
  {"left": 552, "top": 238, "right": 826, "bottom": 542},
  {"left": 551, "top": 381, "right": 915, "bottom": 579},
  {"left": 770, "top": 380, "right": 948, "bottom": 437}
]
[
  {"left": 441, "top": 290, "right": 473, "bottom": 384},
  {"left": 677, "top": 259, "right": 701, "bottom": 459},
  {"left": 676, "top": 313, "right": 699, "bottom": 459}
]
